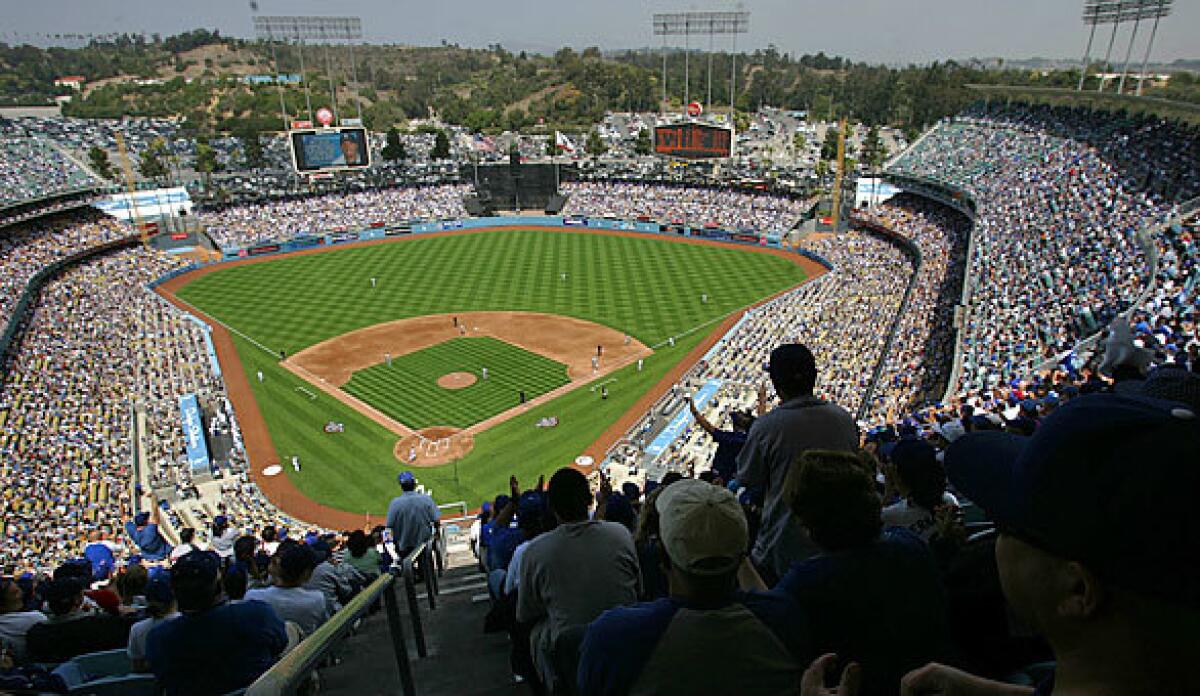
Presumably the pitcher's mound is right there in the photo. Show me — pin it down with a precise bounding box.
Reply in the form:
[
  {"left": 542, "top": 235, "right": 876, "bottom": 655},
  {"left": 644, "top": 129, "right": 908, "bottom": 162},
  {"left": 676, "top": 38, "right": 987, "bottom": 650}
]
[
  {"left": 394, "top": 426, "right": 475, "bottom": 466},
  {"left": 437, "top": 371, "right": 477, "bottom": 390}
]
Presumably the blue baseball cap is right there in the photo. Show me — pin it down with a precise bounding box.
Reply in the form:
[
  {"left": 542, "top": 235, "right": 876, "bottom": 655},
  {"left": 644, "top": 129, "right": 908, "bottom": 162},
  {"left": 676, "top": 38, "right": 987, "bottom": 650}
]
[
  {"left": 398, "top": 471, "right": 416, "bottom": 485},
  {"left": 145, "top": 575, "right": 174, "bottom": 605},
  {"left": 946, "top": 393, "right": 1200, "bottom": 606},
  {"left": 134, "top": 512, "right": 151, "bottom": 526}
]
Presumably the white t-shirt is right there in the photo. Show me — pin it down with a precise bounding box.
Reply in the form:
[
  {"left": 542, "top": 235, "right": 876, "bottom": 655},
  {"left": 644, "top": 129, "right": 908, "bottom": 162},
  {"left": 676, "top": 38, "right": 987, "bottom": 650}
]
[
  {"left": 243, "top": 586, "right": 329, "bottom": 635},
  {"left": 504, "top": 539, "right": 533, "bottom": 596},
  {"left": 169, "top": 543, "right": 202, "bottom": 562},
  {"left": 881, "top": 492, "right": 959, "bottom": 541},
  {"left": 127, "top": 612, "right": 180, "bottom": 662},
  {"left": 0, "top": 610, "right": 48, "bottom": 663}
]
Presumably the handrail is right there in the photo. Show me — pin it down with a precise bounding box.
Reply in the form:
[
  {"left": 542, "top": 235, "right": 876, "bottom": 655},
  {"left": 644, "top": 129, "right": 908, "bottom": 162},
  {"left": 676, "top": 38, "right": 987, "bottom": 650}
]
[
  {"left": 246, "top": 572, "right": 414, "bottom": 696},
  {"left": 246, "top": 527, "right": 445, "bottom": 695}
]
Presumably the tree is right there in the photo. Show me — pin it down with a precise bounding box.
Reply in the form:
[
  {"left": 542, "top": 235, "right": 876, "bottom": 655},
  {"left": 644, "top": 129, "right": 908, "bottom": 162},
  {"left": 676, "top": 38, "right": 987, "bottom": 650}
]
[
  {"left": 381, "top": 127, "right": 406, "bottom": 161},
  {"left": 87, "top": 146, "right": 114, "bottom": 180},
  {"left": 193, "top": 139, "right": 220, "bottom": 182},
  {"left": 634, "top": 128, "right": 652, "bottom": 156},
  {"left": 820, "top": 125, "right": 840, "bottom": 161},
  {"left": 239, "top": 131, "right": 265, "bottom": 169},
  {"left": 431, "top": 129, "right": 451, "bottom": 160},
  {"left": 859, "top": 125, "right": 887, "bottom": 171},
  {"left": 585, "top": 130, "right": 606, "bottom": 157},
  {"left": 138, "top": 139, "right": 169, "bottom": 181}
]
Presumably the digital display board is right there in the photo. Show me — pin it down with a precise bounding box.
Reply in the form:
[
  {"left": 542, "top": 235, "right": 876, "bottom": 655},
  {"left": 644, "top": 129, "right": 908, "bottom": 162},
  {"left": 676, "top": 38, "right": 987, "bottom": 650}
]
[
  {"left": 289, "top": 127, "right": 370, "bottom": 172},
  {"left": 654, "top": 123, "right": 733, "bottom": 159}
]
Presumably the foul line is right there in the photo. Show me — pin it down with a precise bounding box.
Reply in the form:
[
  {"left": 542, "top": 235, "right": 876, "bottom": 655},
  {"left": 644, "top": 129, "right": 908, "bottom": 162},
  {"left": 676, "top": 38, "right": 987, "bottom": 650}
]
[
  {"left": 295, "top": 386, "right": 317, "bottom": 400},
  {"left": 168, "top": 295, "right": 279, "bottom": 360}
]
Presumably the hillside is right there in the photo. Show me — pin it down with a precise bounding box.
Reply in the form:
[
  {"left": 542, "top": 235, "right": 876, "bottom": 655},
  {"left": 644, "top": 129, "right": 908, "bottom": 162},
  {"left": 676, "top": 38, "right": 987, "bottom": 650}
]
[{"left": 3, "top": 30, "right": 1198, "bottom": 136}]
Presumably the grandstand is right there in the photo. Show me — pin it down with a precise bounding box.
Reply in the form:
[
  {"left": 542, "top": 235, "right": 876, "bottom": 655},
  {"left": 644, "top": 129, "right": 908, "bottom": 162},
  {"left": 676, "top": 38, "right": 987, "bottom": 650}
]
[{"left": 1, "top": 57, "right": 1198, "bottom": 694}]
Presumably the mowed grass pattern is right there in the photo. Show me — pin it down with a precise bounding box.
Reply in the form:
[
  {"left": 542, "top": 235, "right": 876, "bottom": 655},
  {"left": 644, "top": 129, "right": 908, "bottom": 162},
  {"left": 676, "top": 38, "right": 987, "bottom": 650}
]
[
  {"left": 343, "top": 337, "right": 570, "bottom": 429},
  {"left": 177, "top": 229, "right": 810, "bottom": 512},
  {"left": 177, "top": 229, "right": 806, "bottom": 350}
]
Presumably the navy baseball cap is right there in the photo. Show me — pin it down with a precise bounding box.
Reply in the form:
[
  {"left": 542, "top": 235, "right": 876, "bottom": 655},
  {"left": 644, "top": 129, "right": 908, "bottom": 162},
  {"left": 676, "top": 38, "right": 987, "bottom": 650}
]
[
  {"left": 398, "top": 471, "right": 416, "bottom": 485},
  {"left": 946, "top": 393, "right": 1200, "bottom": 606},
  {"left": 172, "top": 550, "right": 221, "bottom": 584}
]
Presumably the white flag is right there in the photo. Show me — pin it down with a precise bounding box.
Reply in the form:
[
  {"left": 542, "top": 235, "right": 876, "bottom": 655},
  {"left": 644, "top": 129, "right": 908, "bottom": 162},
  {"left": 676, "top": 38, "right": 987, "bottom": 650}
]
[{"left": 555, "top": 131, "right": 576, "bottom": 154}]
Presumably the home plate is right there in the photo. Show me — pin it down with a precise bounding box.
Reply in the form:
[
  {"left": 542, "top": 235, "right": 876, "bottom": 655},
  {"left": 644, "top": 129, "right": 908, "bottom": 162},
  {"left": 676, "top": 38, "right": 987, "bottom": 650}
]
[{"left": 262, "top": 465, "right": 283, "bottom": 477}]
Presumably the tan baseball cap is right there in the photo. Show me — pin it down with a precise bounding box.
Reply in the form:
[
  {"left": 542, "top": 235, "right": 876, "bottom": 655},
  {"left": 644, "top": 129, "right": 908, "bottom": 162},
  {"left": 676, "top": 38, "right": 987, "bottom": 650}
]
[{"left": 656, "top": 479, "right": 748, "bottom": 575}]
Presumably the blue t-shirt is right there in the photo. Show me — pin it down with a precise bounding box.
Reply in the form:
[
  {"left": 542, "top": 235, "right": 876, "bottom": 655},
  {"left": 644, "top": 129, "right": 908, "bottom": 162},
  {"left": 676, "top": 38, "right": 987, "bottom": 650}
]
[
  {"left": 147, "top": 599, "right": 288, "bottom": 695},
  {"left": 83, "top": 541, "right": 116, "bottom": 580},
  {"left": 773, "top": 528, "right": 951, "bottom": 696},
  {"left": 578, "top": 592, "right": 810, "bottom": 696},
  {"left": 483, "top": 522, "right": 524, "bottom": 572},
  {"left": 125, "top": 521, "right": 172, "bottom": 561},
  {"left": 710, "top": 429, "right": 748, "bottom": 481}
]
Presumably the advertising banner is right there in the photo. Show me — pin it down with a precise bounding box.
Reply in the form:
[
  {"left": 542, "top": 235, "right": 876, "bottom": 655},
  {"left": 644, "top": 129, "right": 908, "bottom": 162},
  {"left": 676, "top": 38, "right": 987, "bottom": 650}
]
[
  {"left": 95, "top": 187, "right": 192, "bottom": 222},
  {"left": 179, "top": 394, "right": 210, "bottom": 475},
  {"left": 645, "top": 379, "right": 723, "bottom": 458}
]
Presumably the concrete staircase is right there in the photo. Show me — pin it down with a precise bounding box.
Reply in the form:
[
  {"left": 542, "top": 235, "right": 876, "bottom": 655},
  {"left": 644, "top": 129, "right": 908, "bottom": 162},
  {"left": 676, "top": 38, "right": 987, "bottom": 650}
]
[{"left": 323, "top": 529, "right": 528, "bottom": 695}]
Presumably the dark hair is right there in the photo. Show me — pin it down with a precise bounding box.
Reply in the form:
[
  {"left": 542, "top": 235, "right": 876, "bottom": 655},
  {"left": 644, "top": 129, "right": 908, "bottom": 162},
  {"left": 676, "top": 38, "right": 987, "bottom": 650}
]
[
  {"left": 173, "top": 572, "right": 217, "bottom": 613},
  {"left": 261, "top": 526, "right": 277, "bottom": 543},
  {"left": 44, "top": 578, "right": 85, "bottom": 615},
  {"left": 276, "top": 543, "right": 315, "bottom": 585},
  {"left": 234, "top": 536, "right": 258, "bottom": 563},
  {"left": 114, "top": 563, "right": 148, "bottom": 604},
  {"left": 785, "top": 450, "right": 882, "bottom": 552},
  {"left": 223, "top": 565, "right": 248, "bottom": 600},
  {"left": 768, "top": 344, "right": 817, "bottom": 398},
  {"left": 401, "top": 479, "right": 417, "bottom": 492},
  {"left": 891, "top": 441, "right": 947, "bottom": 512},
  {"left": 547, "top": 468, "right": 592, "bottom": 522},
  {"left": 179, "top": 527, "right": 196, "bottom": 544},
  {"left": 660, "top": 472, "right": 684, "bottom": 487},
  {"left": 347, "top": 530, "right": 371, "bottom": 558}
]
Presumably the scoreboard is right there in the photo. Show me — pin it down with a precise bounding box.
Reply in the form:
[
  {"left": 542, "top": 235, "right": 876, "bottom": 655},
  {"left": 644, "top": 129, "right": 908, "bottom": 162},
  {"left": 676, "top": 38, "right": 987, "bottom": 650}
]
[
  {"left": 289, "top": 127, "right": 371, "bottom": 173},
  {"left": 654, "top": 123, "right": 733, "bottom": 159}
]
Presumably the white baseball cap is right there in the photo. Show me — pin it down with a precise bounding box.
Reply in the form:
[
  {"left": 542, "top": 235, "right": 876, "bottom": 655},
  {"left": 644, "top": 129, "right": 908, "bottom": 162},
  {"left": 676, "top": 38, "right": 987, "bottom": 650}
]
[{"left": 655, "top": 479, "right": 747, "bottom": 575}]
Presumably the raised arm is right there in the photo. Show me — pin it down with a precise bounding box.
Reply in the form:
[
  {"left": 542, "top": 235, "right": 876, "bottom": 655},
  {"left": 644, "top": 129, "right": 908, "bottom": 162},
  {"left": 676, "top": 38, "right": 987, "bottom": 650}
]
[{"left": 686, "top": 396, "right": 717, "bottom": 435}]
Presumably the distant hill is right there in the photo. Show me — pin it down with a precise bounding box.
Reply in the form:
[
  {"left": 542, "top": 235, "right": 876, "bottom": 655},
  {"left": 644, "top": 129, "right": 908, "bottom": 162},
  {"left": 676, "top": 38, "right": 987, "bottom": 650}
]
[{"left": 2, "top": 30, "right": 1196, "bottom": 136}]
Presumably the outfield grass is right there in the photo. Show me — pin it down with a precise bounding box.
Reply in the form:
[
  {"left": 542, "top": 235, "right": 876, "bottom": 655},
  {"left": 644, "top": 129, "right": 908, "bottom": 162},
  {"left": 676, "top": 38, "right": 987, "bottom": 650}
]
[
  {"left": 343, "top": 337, "right": 570, "bottom": 429},
  {"left": 177, "top": 229, "right": 808, "bottom": 512}
]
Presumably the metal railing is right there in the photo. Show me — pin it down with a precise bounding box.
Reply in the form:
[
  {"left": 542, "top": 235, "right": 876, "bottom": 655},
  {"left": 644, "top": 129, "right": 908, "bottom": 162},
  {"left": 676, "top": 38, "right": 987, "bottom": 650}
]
[{"left": 246, "top": 531, "right": 443, "bottom": 696}]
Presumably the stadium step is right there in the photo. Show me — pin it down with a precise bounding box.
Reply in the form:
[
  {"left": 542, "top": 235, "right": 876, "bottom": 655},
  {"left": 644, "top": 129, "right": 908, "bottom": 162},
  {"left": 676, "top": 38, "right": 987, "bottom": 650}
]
[{"left": 323, "top": 561, "right": 523, "bottom": 695}]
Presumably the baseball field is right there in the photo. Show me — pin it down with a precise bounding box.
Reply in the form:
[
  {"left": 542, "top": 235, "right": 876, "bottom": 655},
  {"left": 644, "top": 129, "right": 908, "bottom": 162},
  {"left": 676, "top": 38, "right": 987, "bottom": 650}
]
[{"left": 164, "top": 227, "right": 816, "bottom": 524}]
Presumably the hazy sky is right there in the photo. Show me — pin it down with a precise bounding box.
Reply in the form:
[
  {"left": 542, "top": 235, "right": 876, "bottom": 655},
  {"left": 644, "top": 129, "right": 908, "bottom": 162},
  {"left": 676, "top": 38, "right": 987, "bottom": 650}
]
[{"left": 2, "top": 0, "right": 1196, "bottom": 65}]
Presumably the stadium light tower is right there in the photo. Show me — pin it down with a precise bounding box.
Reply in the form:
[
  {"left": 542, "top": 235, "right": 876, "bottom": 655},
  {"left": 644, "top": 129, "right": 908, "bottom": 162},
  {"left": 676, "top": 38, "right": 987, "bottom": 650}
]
[
  {"left": 652, "top": 10, "right": 749, "bottom": 115},
  {"left": 1133, "top": 0, "right": 1172, "bottom": 95},
  {"left": 253, "top": 16, "right": 364, "bottom": 124},
  {"left": 1078, "top": 1, "right": 1172, "bottom": 94}
]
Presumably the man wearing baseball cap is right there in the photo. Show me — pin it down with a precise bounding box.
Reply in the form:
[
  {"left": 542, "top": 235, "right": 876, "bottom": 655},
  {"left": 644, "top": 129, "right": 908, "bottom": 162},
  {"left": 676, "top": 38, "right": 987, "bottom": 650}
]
[
  {"left": 386, "top": 471, "right": 440, "bottom": 559},
  {"left": 578, "top": 479, "right": 812, "bottom": 696},
  {"left": 736, "top": 343, "right": 859, "bottom": 582},
  {"left": 124, "top": 508, "right": 172, "bottom": 562},
  {"left": 903, "top": 393, "right": 1200, "bottom": 695}
]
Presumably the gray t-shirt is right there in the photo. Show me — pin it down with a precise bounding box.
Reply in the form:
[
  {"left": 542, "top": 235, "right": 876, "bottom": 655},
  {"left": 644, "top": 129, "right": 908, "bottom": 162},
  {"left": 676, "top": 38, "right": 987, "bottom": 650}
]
[
  {"left": 386, "top": 492, "right": 441, "bottom": 552},
  {"left": 243, "top": 586, "right": 329, "bottom": 636},
  {"left": 736, "top": 395, "right": 859, "bottom": 578},
  {"left": 516, "top": 519, "right": 640, "bottom": 644}
]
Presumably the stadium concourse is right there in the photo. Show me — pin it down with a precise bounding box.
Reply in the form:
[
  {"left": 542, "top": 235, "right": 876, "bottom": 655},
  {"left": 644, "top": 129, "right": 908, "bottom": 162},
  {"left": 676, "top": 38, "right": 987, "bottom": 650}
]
[{"left": 0, "top": 101, "right": 1196, "bottom": 694}]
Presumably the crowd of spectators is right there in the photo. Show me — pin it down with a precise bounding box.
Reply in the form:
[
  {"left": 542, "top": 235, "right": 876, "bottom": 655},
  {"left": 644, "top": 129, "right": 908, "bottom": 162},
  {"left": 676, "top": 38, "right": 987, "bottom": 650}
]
[
  {"left": 561, "top": 181, "right": 810, "bottom": 232},
  {"left": 888, "top": 104, "right": 1198, "bottom": 394},
  {"left": 856, "top": 194, "right": 971, "bottom": 421},
  {"left": 0, "top": 521, "right": 409, "bottom": 692},
  {"left": 474, "top": 339, "right": 1200, "bottom": 695},
  {"left": 200, "top": 185, "right": 470, "bottom": 249},
  {"left": 0, "top": 137, "right": 100, "bottom": 207}
]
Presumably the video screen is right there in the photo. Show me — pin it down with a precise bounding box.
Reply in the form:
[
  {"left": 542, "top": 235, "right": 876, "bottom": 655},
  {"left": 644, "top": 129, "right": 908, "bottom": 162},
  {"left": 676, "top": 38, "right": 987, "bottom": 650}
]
[{"left": 290, "top": 127, "right": 370, "bottom": 172}]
